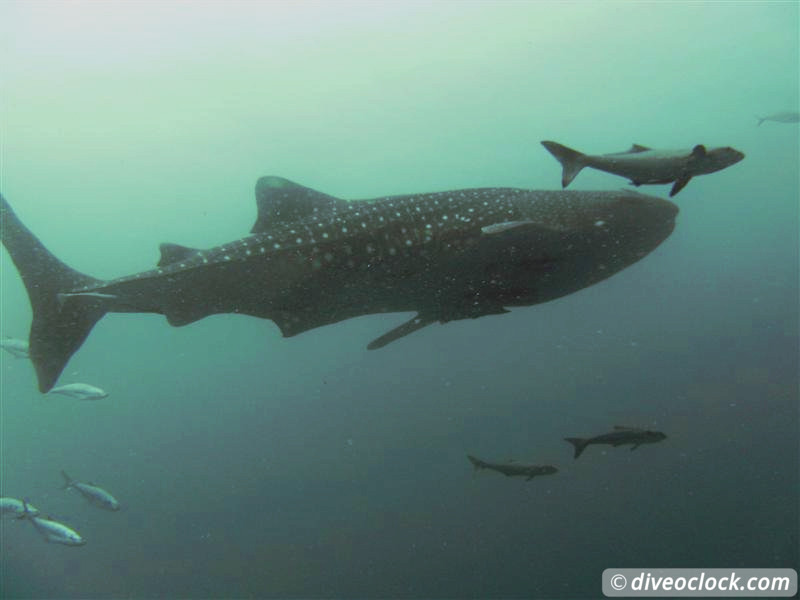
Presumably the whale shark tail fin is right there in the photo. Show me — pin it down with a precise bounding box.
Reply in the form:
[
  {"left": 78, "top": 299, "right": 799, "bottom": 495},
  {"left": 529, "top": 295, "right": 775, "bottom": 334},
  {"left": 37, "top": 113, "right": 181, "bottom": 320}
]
[{"left": 0, "top": 194, "right": 108, "bottom": 392}]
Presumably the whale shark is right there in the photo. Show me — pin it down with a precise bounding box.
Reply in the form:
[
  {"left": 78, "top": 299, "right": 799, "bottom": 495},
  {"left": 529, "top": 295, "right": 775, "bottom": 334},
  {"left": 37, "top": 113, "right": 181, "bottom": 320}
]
[{"left": 0, "top": 176, "right": 678, "bottom": 392}]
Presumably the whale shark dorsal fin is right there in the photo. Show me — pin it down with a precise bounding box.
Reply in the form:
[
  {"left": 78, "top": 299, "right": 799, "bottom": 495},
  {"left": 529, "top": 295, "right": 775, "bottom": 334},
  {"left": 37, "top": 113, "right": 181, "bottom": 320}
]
[
  {"left": 252, "top": 176, "right": 347, "bottom": 233},
  {"left": 158, "top": 243, "right": 199, "bottom": 267},
  {"left": 628, "top": 144, "right": 651, "bottom": 153},
  {"left": 691, "top": 144, "right": 707, "bottom": 158}
]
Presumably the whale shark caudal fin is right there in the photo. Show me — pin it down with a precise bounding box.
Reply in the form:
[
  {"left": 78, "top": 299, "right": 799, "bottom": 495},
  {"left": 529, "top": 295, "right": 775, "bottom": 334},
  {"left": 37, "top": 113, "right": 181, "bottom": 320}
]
[
  {"left": 0, "top": 195, "right": 108, "bottom": 393},
  {"left": 564, "top": 437, "right": 590, "bottom": 459},
  {"left": 540, "top": 141, "right": 587, "bottom": 188}
]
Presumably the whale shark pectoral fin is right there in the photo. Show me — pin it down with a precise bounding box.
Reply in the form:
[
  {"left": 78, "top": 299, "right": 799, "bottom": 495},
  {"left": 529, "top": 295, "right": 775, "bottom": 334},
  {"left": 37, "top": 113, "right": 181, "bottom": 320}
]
[
  {"left": 481, "top": 220, "right": 568, "bottom": 243},
  {"left": 480, "top": 220, "right": 537, "bottom": 236},
  {"left": 367, "top": 314, "right": 436, "bottom": 350},
  {"left": 670, "top": 177, "right": 691, "bottom": 196}
]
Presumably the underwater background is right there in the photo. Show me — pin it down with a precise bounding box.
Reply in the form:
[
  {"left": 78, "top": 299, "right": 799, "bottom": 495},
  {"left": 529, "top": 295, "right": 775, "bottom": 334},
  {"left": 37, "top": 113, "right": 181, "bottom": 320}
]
[{"left": 1, "top": 1, "right": 797, "bottom": 598}]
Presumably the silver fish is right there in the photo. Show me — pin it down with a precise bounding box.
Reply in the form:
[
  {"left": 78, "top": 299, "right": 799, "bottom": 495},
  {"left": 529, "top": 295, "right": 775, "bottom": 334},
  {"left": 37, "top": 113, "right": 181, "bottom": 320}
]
[
  {"left": 467, "top": 455, "right": 557, "bottom": 481},
  {"left": 21, "top": 500, "right": 85, "bottom": 546},
  {"left": 1, "top": 496, "right": 39, "bottom": 518},
  {"left": 61, "top": 471, "right": 120, "bottom": 511},
  {"left": 757, "top": 111, "right": 800, "bottom": 126},
  {"left": 1, "top": 337, "right": 29, "bottom": 359},
  {"left": 48, "top": 383, "right": 109, "bottom": 401},
  {"left": 564, "top": 426, "right": 667, "bottom": 459},
  {"left": 541, "top": 140, "right": 744, "bottom": 196}
]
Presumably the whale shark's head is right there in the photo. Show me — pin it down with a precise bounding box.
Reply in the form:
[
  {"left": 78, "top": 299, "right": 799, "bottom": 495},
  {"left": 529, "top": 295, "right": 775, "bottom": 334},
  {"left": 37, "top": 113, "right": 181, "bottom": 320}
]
[{"left": 479, "top": 189, "right": 679, "bottom": 306}]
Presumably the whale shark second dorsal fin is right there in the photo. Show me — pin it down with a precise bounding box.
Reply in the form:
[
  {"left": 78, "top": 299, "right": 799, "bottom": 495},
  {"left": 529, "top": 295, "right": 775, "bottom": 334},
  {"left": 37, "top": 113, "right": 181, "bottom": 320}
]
[
  {"left": 252, "top": 176, "right": 348, "bottom": 233},
  {"left": 158, "top": 243, "right": 199, "bottom": 267}
]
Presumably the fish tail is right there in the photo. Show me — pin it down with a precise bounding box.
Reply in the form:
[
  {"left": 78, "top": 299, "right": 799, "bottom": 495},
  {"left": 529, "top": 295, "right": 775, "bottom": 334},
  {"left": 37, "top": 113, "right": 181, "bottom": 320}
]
[
  {"left": 540, "top": 141, "right": 586, "bottom": 187},
  {"left": 60, "top": 470, "right": 74, "bottom": 489},
  {"left": 564, "top": 437, "right": 589, "bottom": 459},
  {"left": 467, "top": 455, "right": 485, "bottom": 470},
  {"left": 0, "top": 195, "right": 108, "bottom": 392},
  {"left": 20, "top": 498, "right": 34, "bottom": 519}
]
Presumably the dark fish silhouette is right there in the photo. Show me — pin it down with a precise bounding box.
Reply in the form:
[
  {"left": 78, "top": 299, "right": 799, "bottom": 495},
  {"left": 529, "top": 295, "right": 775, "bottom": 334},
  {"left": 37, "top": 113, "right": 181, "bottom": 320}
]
[
  {"left": 541, "top": 140, "right": 744, "bottom": 196},
  {"left": 564, "top": 426, "right": 667, "bottom": 459},
  {"left": 0, "top": 176, "right": 677, "bottom": 392},
  {"left": 467, "top": 455, "right": 557, "bottom": 481}
]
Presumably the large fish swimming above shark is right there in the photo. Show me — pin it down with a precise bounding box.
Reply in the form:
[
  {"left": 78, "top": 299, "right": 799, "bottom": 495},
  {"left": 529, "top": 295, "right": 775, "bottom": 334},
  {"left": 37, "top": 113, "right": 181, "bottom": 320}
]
[
  {"left": 0, "top": 176, "right": 678, "bottom": 392},
  {"left": 541, "top": 140, "right": 744, "bottom": 197}
]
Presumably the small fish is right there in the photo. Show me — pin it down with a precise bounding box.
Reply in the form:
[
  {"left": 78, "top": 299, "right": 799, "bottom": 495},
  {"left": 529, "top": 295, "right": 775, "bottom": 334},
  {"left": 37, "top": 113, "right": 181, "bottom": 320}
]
[
  {"left": 0, "top": 337, "right": 29, "bottom": 359},
  {"left": 1, "top": 496, "right": 39, "bottom": 518},
  {"left": 61, "top": 471, "right": 120, "bottom": 511},
  {"left": 20, "top": 500, "right": 85, "bottom": 546},
  {"left": 48, "top": 383, "right": 108, "bottom": 401},
  {"left": 757, "top": 111, "right": 800, "bottom": 126},
  {"left": 467, "top": 455, "right": 558, "bottom": 481},
  {"left": 541, "top": 140, "right": 745, "bottom": 196},
  {"left": 564, "top": 426, "right": 667, "bottom": 459}
]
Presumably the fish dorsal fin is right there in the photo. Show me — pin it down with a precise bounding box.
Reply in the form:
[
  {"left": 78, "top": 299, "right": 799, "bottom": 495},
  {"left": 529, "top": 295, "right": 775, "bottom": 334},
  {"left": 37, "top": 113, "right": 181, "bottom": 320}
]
[
  {"left": 252, "top": 176, "right": 347, "bottom": 233},
  {"left": 628, "top": 144, "right": 651, "bottom": 153},
  {"left": 691, "top": 144, "right": 707, "bottom": 158},
  {"left": 158, "top": 243, "right": 199, "bottom": 267}
]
